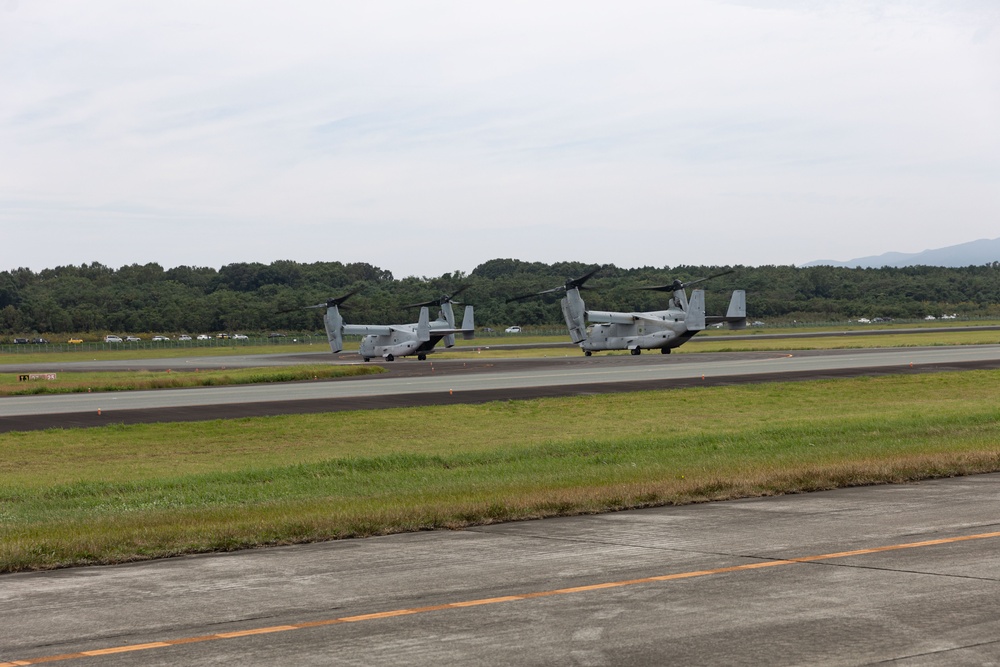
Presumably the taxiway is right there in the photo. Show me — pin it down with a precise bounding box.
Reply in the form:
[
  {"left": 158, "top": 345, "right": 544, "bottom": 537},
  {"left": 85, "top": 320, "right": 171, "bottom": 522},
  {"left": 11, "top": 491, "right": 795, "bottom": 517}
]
[
  {"left": 2, "top": 473, "right": 998, "bottom": 665},
  {"left": 2, "top": 345, "right": 1000, "bottom": 431}
]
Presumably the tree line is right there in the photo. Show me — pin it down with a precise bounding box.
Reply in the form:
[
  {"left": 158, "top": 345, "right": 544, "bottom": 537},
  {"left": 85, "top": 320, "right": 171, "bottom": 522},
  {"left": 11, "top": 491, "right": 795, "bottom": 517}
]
[{"left": 2, "top": 259, "right": 1000, "bottom": 336}]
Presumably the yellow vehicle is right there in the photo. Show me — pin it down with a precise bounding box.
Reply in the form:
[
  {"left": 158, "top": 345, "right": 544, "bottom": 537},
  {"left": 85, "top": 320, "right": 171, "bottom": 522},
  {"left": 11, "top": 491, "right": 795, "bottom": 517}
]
[{"left": 67, "top": 338, "right": 84, "bottom": 344}]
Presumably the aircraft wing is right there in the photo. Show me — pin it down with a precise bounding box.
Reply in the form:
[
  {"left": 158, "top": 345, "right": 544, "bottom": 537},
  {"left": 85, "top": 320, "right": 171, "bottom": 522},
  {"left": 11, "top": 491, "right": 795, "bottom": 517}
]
[
  {"left": 589, "top": 310, "right": 682, "bottom": 325},
  {"left": 630, "top": 312, "right": 678, "bottom": 323},
  {"left": 343, "top": 324, "right": 394, "bottom": 336},
  {"left": 586, "top": 310, "right": 638, "bottom": 325}
]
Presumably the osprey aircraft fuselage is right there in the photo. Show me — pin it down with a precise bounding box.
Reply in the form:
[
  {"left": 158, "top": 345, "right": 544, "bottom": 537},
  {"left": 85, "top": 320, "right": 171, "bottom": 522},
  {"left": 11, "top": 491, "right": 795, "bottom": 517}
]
[
  {"left": 512, "top": 268, "right": 746, "bottom": 356},
  {"left": 566, "top": 285, "right": 745, "bottom": 355},
  {"left": 350, "top": 304, "right": 475, "bottom": 361},
  {"left": 314, "top": 291, "right": 475, "bottom": 362}
]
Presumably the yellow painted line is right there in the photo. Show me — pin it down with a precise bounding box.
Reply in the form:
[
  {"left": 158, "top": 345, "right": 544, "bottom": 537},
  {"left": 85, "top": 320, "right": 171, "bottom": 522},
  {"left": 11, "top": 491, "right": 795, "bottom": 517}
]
[
  {"left": 5, "top": 530, "right": 999, "bottom": 666},
  {"left": 340, "top": 609, "right": 423, "bottom": 622},
  {"left": 448, "top": 596, "right": 525, "bottom": 608},
  {"left": 81, "top": 643, "right": 171, "bottom": 656},
  {"left": 214, "top": 626, "right": 298, "bottom": 638}
]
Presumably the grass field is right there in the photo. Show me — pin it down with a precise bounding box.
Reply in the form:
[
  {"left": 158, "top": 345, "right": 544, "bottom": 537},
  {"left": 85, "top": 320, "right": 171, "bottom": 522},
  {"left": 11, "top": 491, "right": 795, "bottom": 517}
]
[
  {"left": 2, "top": 370, "right": 998, "bottom": 572},
  {"left": 683, "top": 329, "right": 1000, "bottom": 353},
  {"left": 0, "top": 341, "right": 339, "bottom": 365},
  {"left": 0, "top": 364, "right": 382, "bottom": 396}
]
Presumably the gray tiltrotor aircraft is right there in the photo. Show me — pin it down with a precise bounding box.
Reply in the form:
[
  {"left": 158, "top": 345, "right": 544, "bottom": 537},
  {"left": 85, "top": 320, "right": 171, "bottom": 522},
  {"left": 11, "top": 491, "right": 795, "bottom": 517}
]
[
  {"left": 308, "top": 289, "right": 475, "bottom": 361},
  {"left": 510, "top": 269, "right": 746, "bottom": 356}
]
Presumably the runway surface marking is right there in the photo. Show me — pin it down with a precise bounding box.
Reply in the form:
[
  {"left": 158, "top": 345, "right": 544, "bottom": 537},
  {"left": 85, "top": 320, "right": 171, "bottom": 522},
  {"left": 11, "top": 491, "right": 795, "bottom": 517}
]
[{"left": 4, "top": 530, "right": 999, "bottom": 666}]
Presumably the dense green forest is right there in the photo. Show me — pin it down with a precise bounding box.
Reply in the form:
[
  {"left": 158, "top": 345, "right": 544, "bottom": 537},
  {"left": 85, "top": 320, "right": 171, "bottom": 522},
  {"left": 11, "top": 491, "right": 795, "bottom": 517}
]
[{"left": 2, "top": 259, "right": 1000, "bottom": 337}]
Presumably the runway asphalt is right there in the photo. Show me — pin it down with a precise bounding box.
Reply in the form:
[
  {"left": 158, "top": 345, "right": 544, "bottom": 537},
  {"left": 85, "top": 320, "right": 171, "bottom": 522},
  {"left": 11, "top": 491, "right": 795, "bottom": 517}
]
[
  {"left": 3, "top": 473, "right": 998, "bottom": 666},
  {"left": 3, "top": 345, "right": 1000, "bottom": 431},
  {"left": 4, "top": 345, "right": 1000, "bottom": 664}
]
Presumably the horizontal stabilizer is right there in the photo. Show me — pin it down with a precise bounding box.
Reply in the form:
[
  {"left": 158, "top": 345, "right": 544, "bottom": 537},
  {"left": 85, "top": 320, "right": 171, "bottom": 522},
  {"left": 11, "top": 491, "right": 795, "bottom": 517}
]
[
  {"left": 430, "top": 307, "right": 475, "bottom": 338},
  {"left": 706, "top": 290, "right": 747, "bottom": 330}
]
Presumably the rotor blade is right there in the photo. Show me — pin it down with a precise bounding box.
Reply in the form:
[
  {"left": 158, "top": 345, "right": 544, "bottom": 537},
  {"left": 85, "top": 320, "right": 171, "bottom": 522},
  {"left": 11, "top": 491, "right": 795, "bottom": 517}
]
[
  {"left": 565, "top": 266, "right": 601, "bottom": 290},
  {"left": 506, "top": 267, "right": 602, "bottom": 303},
  {"left": 634, "top": 270, "right": 735, "bottom": 293},
  {"left": 506, "top": 291, "right": 545, "bottom": 303},
  {"left": 282, "top": 289, "right": 359, "bottom": 312},
  {"left": 448, "top": 284, "right": 471, "bottom": 300},
  {"left": 631, "top": 282, "right": 682, "bottom": 293},
  {"left": 682, "top": 270, "right": 734, "bottom": 289},
  {"left": 506, "top": 285, "right": 568, "bottom": 303},
  {"left": 402, "top": 298, "right": 438, "bottom": 309},
  {"left": 403, "top": 284, "right": 472, "bottom": 309}
]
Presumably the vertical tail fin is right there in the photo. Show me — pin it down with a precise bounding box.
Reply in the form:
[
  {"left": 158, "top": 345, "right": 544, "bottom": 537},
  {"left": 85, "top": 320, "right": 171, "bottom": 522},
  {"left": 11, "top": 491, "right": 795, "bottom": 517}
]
[
  {"left": 417, "top": 307, "right": 431, "bottom": 342},
  {"left": 685, "top": 289, "right": 706, "bottom": 331},
  {"left": 725, "top": 290, "right": 747, "bottom": 330},
  {"left": 461, "top": 305, "right": 475, "bottom": 340},
  {"left": 441, "top": 302, "right": 456, "bottom": 348}
]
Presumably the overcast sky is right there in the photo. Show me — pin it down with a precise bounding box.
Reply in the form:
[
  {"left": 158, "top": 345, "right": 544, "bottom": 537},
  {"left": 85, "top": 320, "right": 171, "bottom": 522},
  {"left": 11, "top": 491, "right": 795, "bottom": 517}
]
[{"left": 2, "top": 1, "right": 998, "bottom": 278}]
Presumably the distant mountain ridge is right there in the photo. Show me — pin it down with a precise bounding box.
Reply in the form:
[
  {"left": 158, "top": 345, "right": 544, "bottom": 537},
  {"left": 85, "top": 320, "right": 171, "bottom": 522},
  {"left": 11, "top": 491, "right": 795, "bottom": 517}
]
[{"left": 803, "top": 237, "right": 1000, "bottom": 268}]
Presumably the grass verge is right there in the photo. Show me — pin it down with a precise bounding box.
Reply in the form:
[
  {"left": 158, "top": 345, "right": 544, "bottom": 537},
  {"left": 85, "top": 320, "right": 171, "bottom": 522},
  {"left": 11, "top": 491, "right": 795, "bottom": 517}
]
[
  {"left": 0, "top": 364, "right": 383, "bottom": 396},
  {"left": 1, "top": 370, "right": 999, "bottom": 572}
]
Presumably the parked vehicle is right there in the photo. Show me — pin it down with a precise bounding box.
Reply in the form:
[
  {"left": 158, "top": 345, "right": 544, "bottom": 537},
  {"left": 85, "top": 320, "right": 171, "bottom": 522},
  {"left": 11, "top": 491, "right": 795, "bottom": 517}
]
[
  {"left": 68, "top": 338, "right": 84, "bottom": 344},
  {"left": 233, "top": 334, "right": 249, "bottom": 340},
  {"left": 504, "top": 326, "right": 522, "bottom": 333},
  {"left": 178, "top": 335, "right": 192, "bottom": 341},
  {"left": 13, "top": 338, "right": 29, "bottom": 344},
  {"left": 125, "top": 336, "right": 141, "bottom": 342},
  {"left": 31, "top": 337, "right": 49, "bottom": 344},
  {"left": 152, "top": 335, "right": 170, "bottom": 341},
  {"left": 104, "top": 335, "right": 123, "bottom": 343}
]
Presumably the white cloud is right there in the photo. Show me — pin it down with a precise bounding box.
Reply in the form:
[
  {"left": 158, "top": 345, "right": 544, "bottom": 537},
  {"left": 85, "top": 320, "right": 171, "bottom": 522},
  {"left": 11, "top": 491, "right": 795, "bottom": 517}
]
[{"left": 1, "top": 0, "right": 998, "bottom": 276}]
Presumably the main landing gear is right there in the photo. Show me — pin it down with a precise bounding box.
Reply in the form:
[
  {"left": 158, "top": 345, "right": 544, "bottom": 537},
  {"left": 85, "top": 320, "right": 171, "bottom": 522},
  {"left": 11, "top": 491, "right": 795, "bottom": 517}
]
[
  {"left": 630, "top": 348, "right": 641, "bottom": 356},
  {"left": 385, "top": 354, "right": 395, "bottom": 362},
  {"left": 584, "top": 350, "right": 592, "bottom": 357},
  {"left": 417, "top": 354, "right": 427, "bottom": 361},
  {"left": 661, "top": 347, "right": 671, "bottom": 354}
]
